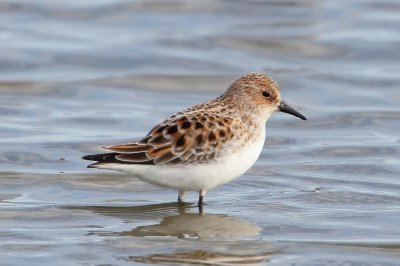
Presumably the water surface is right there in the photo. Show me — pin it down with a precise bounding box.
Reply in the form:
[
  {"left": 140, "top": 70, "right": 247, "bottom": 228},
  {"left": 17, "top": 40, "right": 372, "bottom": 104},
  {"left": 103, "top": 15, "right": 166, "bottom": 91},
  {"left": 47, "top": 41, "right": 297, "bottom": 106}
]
[{"left": 0, "top": 0, "right": 399, "bottom": 265}]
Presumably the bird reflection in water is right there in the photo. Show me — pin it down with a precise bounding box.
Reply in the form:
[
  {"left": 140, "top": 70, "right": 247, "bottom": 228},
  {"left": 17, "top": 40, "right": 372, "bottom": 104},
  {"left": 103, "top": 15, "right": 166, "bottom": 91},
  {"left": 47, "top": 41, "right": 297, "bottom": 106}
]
[{"left": 65, "top": 202, "right": 262, "bottom": 239}]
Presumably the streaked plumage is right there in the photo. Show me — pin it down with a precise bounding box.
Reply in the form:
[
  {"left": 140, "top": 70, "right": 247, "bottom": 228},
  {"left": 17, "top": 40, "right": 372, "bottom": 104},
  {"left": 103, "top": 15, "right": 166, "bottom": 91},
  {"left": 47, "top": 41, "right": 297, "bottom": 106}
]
[{"left": 82, "top": 73, "right": 307, "bottom": 205}]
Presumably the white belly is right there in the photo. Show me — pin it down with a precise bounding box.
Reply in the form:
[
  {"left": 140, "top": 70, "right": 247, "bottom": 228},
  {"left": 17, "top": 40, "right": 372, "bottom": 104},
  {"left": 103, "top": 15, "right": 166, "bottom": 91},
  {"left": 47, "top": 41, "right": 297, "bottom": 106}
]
[{"left": 97, "top": 133, "right": 265, "bottom": 191}]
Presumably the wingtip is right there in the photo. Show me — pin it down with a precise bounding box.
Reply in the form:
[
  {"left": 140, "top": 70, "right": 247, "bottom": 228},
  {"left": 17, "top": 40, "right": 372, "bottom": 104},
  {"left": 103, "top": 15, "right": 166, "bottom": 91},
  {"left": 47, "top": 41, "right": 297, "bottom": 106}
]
[{"left": 82, "top": 154, "right": 93, "bottom": 160}]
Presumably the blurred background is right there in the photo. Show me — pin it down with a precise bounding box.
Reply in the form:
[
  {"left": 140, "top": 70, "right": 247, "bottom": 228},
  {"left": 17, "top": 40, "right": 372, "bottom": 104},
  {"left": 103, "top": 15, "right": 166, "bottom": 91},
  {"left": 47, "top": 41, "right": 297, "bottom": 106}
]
[{"left": 0, "top": 0, "right": 399, "bottom": 265}]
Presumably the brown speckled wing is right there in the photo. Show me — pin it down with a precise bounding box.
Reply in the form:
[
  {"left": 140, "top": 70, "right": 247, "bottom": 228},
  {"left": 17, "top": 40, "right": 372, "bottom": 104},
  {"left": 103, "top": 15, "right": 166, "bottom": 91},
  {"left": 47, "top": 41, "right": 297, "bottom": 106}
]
[{"left": 100, "top": 114, "right": 238, "bottom": 166}]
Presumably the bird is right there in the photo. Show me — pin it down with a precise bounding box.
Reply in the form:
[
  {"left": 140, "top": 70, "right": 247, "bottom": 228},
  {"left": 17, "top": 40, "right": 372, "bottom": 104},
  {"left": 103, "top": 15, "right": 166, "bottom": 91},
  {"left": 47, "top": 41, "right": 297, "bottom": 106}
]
[{"left": 82, "top": 73, "right": 307, "bottom": 206}]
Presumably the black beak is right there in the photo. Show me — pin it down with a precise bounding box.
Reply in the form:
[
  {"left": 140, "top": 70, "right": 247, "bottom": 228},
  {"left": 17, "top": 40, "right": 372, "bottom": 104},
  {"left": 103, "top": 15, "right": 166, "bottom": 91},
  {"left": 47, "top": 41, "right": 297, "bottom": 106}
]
[{"left": 278, "top": 101, "right": 307, "bottom": 120}]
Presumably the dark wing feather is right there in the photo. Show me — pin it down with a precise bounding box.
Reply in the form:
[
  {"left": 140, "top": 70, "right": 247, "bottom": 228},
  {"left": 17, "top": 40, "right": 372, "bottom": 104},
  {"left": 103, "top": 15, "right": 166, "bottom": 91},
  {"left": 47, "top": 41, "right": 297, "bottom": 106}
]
[{"left": 82, "top": 152, "right": 154, "bottom": 167}]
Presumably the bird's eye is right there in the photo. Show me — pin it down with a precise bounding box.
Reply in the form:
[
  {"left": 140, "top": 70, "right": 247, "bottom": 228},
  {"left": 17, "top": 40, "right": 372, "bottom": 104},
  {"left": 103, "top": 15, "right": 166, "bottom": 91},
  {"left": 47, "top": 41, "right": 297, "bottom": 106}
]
[{"left": 262, "top": 91, "right": 271, "bottom": 97}]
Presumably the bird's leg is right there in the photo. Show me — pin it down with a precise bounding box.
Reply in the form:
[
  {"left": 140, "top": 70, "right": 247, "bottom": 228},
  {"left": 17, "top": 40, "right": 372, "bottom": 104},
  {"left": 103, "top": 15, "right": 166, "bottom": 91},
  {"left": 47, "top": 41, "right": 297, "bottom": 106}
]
[
  {"left": 198, "top": 190, "right": 207, "bottom": 214},
  {"left": 178, "top": 191, "right": 185, "bottom": 203},
  {"left": 198, "top": 190, "right": 207, "bottom": 206}
]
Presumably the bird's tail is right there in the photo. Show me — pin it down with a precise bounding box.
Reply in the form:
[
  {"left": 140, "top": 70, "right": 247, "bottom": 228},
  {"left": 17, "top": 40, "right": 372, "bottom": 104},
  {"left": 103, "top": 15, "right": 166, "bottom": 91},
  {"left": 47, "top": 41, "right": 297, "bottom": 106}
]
[{"left": 82, "top": 153, "right": 120, "bottom": 168}]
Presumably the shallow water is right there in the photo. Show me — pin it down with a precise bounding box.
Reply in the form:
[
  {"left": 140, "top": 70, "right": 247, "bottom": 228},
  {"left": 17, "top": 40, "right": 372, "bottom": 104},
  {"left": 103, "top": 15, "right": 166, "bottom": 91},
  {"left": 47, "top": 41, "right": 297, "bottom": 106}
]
[{"left": 1, "top": 0, "right": 400, "bottom": 265}]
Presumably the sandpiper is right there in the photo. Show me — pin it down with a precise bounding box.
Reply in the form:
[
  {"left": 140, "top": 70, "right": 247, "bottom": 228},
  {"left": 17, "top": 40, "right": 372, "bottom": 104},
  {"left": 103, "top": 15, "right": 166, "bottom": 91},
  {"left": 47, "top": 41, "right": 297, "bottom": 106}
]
[{"left": 82, "top": 73, "right": 306, "bottom": 205}]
